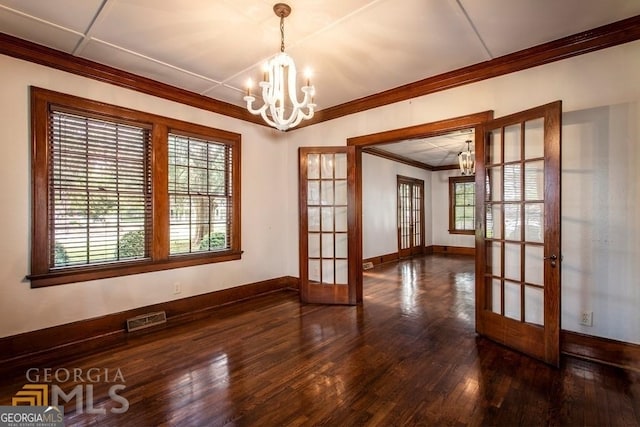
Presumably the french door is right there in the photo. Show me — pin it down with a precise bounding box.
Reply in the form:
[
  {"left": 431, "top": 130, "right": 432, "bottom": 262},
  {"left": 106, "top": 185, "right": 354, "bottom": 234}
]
[
  {"left": 299, "top": 147, "right": 361, "bottom": 304},
  {"left": 475, "top": 101, "right": 562, "bottom": 366},
  {"left": 397, "top": 176, "right": 425, "bottom": 258}
]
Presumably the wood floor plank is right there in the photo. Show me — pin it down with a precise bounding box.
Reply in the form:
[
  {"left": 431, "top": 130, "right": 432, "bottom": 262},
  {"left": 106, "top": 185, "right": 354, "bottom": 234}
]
[{"left": 0, "top": 254, "right": 638, "bottom": 426}]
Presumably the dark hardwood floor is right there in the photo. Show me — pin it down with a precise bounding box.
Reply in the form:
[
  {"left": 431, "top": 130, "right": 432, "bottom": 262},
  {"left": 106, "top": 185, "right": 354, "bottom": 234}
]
[{"left": 1, "top": 254, "right": 638, "bottom": 426}]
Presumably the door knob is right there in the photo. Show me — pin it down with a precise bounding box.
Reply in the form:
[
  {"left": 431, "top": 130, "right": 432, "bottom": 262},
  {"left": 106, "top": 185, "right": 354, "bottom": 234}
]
[{"left": 544, "top": 254, "right": 557, "bottom": 267}]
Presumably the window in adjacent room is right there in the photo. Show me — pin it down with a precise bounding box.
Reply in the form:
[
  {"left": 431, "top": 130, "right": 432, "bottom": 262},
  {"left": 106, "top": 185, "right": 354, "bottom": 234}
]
[
  {"left": 29, "top": 87, "right": 241, "bottom": 287},
  {"left": 449, "top": 176, "right": 475, "bottom": 234}
]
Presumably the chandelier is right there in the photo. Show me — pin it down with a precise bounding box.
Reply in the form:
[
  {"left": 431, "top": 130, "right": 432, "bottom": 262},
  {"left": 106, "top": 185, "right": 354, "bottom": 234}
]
[
  {"left": 244, "top": 3, "right": 316, "bottom": 131},
  {"left": 458, "top": 140, "right": 475, "bottom": 175}
]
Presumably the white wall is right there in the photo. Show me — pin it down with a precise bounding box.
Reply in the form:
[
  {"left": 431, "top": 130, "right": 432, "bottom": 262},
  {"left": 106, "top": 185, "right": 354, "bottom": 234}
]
[
  {"left": 361, "top": 154, "right": 475, "bottom": 260},
  {"left": 361, "top": 153, "right": 432, "bottom": 259},
  {"left": 431, "top": 170, "right": 475, "bottom": 248},
  {"left": 2, "top": 38, "right": 639, "bottom": 345},
  {"left": 562, "top": 102, "right": 640, "bottom": 341},
  {"left": 0, "top": 55, "right": 290, "bottom": 338},
  {"left": 286, "top": 40, "right": 640, "bottom": 344}
]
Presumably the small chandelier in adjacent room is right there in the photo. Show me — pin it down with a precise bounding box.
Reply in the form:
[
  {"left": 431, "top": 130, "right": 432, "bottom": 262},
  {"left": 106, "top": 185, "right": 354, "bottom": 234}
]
[
  {"left": 244, "top": 3, "right": 316, "bottom": 131},
  {"left": 458, "top": 139, "right": 475, "bottom": 175}
]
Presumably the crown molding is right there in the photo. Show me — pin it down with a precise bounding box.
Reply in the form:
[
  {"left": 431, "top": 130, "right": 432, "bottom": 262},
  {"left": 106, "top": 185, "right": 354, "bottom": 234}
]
[
  {"left": 299, "top": 14, "right": 640, "bottom": 128},
  {"left": 363, "top": 147, "right": 433, "bottom": 171},
  {"left": 0, "top": 32, "right": 266, "bottom": 127},
  {"left": 1, "top": 15, "right": 639, "bottom": 129}
]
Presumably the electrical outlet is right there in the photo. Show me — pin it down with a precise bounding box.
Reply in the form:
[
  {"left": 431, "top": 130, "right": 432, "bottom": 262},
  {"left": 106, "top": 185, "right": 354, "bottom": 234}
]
[
  {"left": 580, "top": 311, "right": 593, "bottom": 326},
  {"left": 173, "top": 282, "right": 182, "bottom": 295}
]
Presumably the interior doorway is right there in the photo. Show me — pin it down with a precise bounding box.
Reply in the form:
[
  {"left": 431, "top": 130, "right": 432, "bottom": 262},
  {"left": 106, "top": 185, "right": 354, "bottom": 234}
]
[
  {"left": 397, "top": 175, "right": 425, "bottom": 258},
  {"left": 346, "top": 104, "right": 562, "bottom": 367}
]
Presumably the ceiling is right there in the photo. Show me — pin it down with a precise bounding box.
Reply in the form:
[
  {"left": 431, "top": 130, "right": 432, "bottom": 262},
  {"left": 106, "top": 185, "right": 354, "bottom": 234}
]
[
  {"left": 371, "top": 129, "right": 476, "bottom": 169},
  {"left": 1, "top": 0, "right": 639, "bottom": 165}
]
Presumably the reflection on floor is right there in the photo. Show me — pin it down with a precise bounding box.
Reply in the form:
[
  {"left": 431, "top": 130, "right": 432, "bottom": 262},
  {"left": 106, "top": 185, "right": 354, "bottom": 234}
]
[{"left": 0, "top": 254, "right": 638, "bottom": 426}]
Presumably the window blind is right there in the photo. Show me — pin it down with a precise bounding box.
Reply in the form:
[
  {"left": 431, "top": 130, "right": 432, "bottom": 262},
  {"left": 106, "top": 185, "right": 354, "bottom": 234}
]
[{"left": 49, "top": 110, "right": 151, "bottom": 267}]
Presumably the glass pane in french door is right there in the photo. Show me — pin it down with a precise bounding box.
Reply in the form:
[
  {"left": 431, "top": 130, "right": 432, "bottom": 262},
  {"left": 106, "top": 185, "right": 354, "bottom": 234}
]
[
  {"left": 412, "top": 184, "right": 421, "bottom": 248},
  {"left": 484, "top": 118, "right": 546, "bottom": 325},
  {"left": 398, "top": 182, "right": 410, "bottom": 251},
  {"left": 307, "top": 152, "right": 348, "bottom": 286}
]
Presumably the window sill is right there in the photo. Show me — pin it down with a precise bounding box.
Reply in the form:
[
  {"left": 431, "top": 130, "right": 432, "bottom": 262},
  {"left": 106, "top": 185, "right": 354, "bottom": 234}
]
[
  {"left": 27, "top": 250, "right": 243, "bottom": 288},
  {"left": 448, "top": 230, "right": 475, "bottom": 235}
]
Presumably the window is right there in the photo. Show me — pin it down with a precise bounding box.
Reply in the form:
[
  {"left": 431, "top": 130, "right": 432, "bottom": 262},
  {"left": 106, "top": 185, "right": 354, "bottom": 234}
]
[
  {"left": 168, "top": 133, "right": 233, "bottom": 255},
  {"left": 449, "top": 176, "right": 475, "bottom": 234},
  {"left": 50, "top": 110, "right": 152, "bottom": 267},
  {"left": 29, "top": 87, "right": 241, "bottom": 287}
]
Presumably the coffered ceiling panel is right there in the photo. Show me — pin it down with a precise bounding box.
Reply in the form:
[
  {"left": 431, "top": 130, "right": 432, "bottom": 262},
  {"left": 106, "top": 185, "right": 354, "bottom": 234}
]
[
  {"left": 77, "top": 38, "right": 221, "bottom": 95},
  {"left": 458, "top": 0, "right": 640, "bottom": 58},
  {"left": 0, "top": 6, "right": 83, "bottom": 52},
  {"left": 1, "top": 0, "right": 639, "bottom": 113},
  {"left": 375, "top": 129, "right": 475, "bottom": 168},
  {"left": 0, "top": 0, "right": 104, "bottom": 33}
]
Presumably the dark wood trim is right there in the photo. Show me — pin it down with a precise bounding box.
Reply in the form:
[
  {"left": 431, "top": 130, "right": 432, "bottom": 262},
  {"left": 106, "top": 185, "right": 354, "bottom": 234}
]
[
  {"left": 0, "top": 276, "right": 296, "bottom": 375},
  {"left": 0, "top": 32, "right": 265, "bottom": 127},
  {"left": 3, "top": 17, "right": 640, "bottom": 130},
  {"left": 363, "top": 147, "right": 433, "bottom": 170},
  {"left": 475, "top": 101, "right": 562, "bottom": 367},
  {"left": 28, "top": 87, "right": 242, "bottom": 287},
  {"left": 282, "top": 275, "right": 300, "bottom": 290},
  {"left": 363, "top": 252, "right": 400, "bottom": 267},
  {"left": 397, "top": 175, "right": 426, "bottom": 258},
  {"left": 432, "top": 164, "right": 461, "bottom": 172},
  {"left": 152, "top": 124, "right": 170, "bottom": 259},
  {"left": 348, "top": 112, "right": 494, "bottom": 147},
  {"left": 431, "top": 245, "right": 475, "bottom": 256},
  {"left": 300, "top": 15, "right": 640, "bottom": 128},
  {"left": 561, "top": 330, "right": 640, "bottom": 372},
  {"left": 298, "top": 146, "right": 361, "bottom": 305},
  {"left": 353, "top": 112, "right": 493, "bottom": 309},
  {"left": 364, "top": 248, "right": 448, "bottom": 267},
  {"left": 449, "top": 175, "right": 476, "bottom": 234}
]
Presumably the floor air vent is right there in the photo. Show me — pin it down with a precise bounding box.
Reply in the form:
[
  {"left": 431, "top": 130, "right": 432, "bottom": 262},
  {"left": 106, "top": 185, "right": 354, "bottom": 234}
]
[
  {"left": 363, "top": 261, "right": 374, "bottom": 270},
  {"left": 126, "top": 311, "right": 167, "bottom": 332}
]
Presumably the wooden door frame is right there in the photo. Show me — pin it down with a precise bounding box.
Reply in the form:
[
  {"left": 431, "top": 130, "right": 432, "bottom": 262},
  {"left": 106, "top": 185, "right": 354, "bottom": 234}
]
[{"left": 347, "top": 111, "right": 494, "bottom": 291}]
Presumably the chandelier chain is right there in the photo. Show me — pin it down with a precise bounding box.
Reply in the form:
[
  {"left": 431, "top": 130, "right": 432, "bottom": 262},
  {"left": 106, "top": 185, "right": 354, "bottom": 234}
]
[{"left": 280, "top": 15, "right": 285, "bottom": 52}]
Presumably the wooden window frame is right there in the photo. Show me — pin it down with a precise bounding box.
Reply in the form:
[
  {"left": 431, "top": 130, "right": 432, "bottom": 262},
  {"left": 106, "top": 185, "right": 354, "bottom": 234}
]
[
  {"left": 448, "top": 175, "right": 475, "bottom": 235},
  {"left": 29, "top": 87, "right": 242, "bottom": 287}
]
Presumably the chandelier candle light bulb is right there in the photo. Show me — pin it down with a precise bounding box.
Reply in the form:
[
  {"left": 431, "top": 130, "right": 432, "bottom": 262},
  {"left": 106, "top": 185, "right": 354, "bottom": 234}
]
[{"left": 244, "top": 3, "right": 316, "bottom": 131}]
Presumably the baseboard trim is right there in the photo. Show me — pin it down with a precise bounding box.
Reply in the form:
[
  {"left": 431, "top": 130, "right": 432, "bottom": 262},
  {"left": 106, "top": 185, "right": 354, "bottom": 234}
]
[
  {"left": 0, "top": 276, "right": 298, "bottom": 372},
  {"left": 561, "top": 330, "right": 640, "bottom": 372},
  {"left": 363, "top": 252, "right": 399, "bottom": 267},
  {"left": 3, "top": 276, "right": 635, "bottom": 375},
  {"left": 363, "top": 246, "right": 475, "bottom": 267},
  {"left": 431, "top": 245, "right": 475, "bottom": 255}
]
